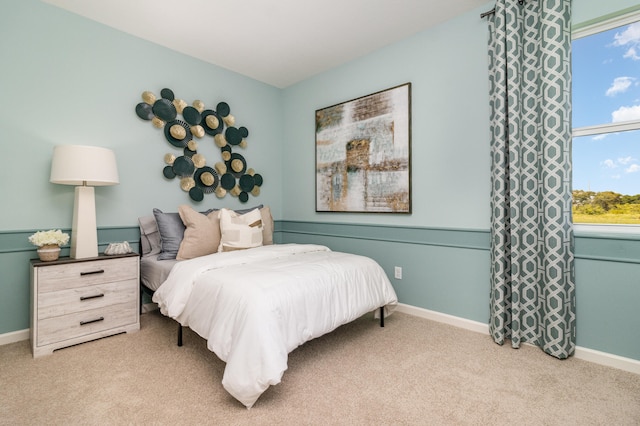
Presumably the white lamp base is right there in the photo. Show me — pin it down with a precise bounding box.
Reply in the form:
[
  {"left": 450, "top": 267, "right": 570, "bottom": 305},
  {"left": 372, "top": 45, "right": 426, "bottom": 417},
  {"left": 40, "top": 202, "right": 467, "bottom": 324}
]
[{"left": 70, "top": 186, "right": 98, "bottom": 259}]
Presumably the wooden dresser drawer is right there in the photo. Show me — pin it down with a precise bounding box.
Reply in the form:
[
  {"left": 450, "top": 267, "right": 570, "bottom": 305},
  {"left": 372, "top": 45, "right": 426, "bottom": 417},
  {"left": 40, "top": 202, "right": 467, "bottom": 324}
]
[
  {"left": 37, "top": 301, "right": 138, "bottom": 346},
  {"left": 37, "top": 279, "right": 138, "bottom": 320},
  {"left": 38, "top": 256, "right": 138, "bottom": 292}
]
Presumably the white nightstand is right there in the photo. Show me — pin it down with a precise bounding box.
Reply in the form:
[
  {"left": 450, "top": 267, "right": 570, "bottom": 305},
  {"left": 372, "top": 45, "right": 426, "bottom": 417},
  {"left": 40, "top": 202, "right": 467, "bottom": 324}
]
[{"left": 30, "top": 253, "right": 140, "bottom": 358}]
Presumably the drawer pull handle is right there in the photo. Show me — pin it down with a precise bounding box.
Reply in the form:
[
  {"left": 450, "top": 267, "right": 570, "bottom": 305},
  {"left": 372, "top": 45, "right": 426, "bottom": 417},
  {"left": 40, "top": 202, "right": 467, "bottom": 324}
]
[
  {"left": 80, "top": 317, "right": 104, "bottom": 326},
  {"left": 80, "top": 269, "right": 105, "bottom": 276},
  {"left": 80, "top": 294, "right": 105, "bottom": 301}
]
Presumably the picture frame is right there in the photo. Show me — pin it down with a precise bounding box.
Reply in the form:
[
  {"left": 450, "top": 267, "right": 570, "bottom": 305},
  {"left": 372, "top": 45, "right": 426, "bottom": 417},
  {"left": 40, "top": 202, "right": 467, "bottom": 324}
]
[{"left": 315, "top": 83, "right": 411, "bottom": 213}]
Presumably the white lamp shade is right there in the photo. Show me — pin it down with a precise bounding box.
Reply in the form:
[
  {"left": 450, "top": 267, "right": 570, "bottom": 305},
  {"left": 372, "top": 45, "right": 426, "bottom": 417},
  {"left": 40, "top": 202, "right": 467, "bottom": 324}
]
[
  {"left": 50, "top": 145, "right": 119, "bottom": 186},
  {"left": 49, "top": 145, "right": 119, "bottom": 259}
]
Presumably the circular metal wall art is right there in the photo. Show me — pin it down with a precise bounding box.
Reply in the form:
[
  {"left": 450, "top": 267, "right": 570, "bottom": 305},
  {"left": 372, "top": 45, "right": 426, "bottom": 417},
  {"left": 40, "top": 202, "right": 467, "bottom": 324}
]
[
  {"left": 216, "top": 102, "right": 230, "bottom": 117},
  {"left": 239, "top": 174, "right": 255, "bottom": 192},
  {"left": 201, "top": 110, "right": 223, "bottom": 136},
  {"left": 195, "top": 166, "right": 219, "bottom": 193},
  {"left": 160, "top": 88, "right": 175, "bottom": 101},
  {"left": 182, "top": 106, "right": 202, "bottom": 125},
  {"left": 189, "top": 186, "right": 204, "bottom": 201},
  {"left": 136, "top": 102, "right": 154, "bottom": 120},
  {"left": 163, "top": 165, "right": 176, "bottom": 179},
  {"left": 164, "top": 120, "right": 192, "bottom": 147},
  {"left": 152, "top": 98, "right": 177, "bottom": 122},
  {"left": 173, "top": 155, "right": 195, "bottom": 177},
  {"left": 135, "top": 88, "right": 264, "bottom": 202},
  {"left": 225, "top": 127, "right": 243, "bottom": 145}
]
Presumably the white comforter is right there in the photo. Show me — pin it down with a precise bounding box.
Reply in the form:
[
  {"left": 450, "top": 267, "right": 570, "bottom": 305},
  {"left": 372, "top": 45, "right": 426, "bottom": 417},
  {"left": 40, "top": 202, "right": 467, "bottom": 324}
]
[{"left": 152, "top": 243, "right": 398, "bottom": 408}]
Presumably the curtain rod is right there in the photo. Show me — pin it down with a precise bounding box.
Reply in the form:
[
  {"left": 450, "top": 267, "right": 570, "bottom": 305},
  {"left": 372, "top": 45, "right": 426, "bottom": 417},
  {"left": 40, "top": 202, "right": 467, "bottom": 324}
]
[
  {"left": 481, "top": 0, "right": 525, "bottom": 19},
  {"left": 480, "top": 8, "right": 495, "bottom": 18}
]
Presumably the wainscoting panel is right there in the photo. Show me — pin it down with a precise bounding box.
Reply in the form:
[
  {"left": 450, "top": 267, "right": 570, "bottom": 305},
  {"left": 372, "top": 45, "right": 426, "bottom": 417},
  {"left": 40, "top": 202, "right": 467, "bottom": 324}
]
[
  {"left": 279, "top": 220, "right": 640, "bottom": 362},
  {"left": 1, "top": 222, "right": 639, "bottom": 362}
]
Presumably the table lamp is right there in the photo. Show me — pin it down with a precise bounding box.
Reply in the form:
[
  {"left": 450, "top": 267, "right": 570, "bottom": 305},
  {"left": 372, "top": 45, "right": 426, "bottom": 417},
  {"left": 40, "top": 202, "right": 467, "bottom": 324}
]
[{"left": 50, "top": 145, "right": 119, "bottom": 259}]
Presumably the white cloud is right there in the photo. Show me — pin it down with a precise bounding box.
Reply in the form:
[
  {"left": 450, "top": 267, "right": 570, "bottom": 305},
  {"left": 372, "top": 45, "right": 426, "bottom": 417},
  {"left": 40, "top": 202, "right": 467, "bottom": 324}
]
[
  {"left": 606, "top": 76, "right": 635, "bottom": 96},
  {"left": 601, "top": 157, "right": 638, "bottom": 172},
  {"left": 611, "top": 174, "right": 621, "bottom": 179},
  {"left": 612, "top": 105, "right": 640, "bottom": 122},
  {"left": 613, "top": 22, "right": 640, "bottom": 46},
  {"left": 624, "top": 47, "right": 640, "bottom": 60},
  {"left": 592, "top": 134, "right": 608, "bottom": 141}
]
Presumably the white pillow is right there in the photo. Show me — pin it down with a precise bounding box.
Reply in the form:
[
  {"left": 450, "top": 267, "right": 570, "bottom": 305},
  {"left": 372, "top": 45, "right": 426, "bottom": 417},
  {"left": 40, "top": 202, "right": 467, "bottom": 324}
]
[{"left": 218, "top": 208, "right": 264, "bottom": 252}]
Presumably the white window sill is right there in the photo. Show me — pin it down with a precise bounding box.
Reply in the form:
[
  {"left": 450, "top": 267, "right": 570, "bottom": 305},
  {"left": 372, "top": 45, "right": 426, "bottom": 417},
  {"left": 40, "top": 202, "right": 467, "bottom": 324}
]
[{"left": 574, "top": 223, "right": 640, "bottom": 239}]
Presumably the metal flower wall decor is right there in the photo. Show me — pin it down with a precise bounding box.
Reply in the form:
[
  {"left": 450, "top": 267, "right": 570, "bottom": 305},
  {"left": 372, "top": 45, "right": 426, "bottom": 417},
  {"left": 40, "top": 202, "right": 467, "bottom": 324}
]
[{"left": 135, "top": 88, "right": 263, "bottom": 202}]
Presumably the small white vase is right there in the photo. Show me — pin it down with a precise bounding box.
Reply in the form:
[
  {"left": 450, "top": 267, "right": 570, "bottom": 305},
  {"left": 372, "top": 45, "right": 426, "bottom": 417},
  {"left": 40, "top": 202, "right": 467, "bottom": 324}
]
[{"left": 37, "top": 245, "right": 61, "bottom": 262}]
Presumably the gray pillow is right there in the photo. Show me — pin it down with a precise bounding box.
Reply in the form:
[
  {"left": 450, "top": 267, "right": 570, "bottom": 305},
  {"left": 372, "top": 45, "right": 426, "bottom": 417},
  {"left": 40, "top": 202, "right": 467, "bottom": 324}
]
[
  {"left": 153, "top": 209, "right": 188, "bottom": 260},
  {"left": 138, "top": 215, "right": 161, "bottom": 256},
  {"left": 209, "top": 204, "right": 263, "bottom": 215}
]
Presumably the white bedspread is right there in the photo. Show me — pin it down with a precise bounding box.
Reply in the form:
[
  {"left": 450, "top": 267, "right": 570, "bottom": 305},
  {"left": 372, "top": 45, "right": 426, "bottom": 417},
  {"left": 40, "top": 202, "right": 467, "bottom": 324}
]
[{"left": 152, "top": 243, "right": 398, "bottom": 408}]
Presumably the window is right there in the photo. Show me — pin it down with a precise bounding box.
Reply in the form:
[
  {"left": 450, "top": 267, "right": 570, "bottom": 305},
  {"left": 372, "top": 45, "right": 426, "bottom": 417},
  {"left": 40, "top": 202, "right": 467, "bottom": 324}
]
[{"left": 572, "top": 10, "right": 640, "bottom": 227}]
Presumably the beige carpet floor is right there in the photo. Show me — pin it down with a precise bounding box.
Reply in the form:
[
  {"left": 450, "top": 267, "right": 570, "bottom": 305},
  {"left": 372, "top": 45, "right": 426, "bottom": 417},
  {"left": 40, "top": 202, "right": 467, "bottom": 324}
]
[{"left": 1, "top": 310, "right": 639, "bottom": 425}]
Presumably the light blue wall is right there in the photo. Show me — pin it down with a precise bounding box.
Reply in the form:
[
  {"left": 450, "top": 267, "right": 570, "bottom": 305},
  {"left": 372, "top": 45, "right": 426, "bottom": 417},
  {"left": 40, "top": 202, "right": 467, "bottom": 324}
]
[
  {"left": 1, "top": 0, "right": 639, "bottom": 362},
  {"left": 281, "top": 7, "right": 490, "bottom": 228},
  {"left": 0, "top": 0, "right": 283, "bottom": 231},
  {"left": 282, "top": 0, "right": 640, "bottom": 224},
  {"left": 280, "top": 0, "right": 640, "bottom": 361},
  {"left": 0, "top": 0, "right": 282, "bottom": 334}
]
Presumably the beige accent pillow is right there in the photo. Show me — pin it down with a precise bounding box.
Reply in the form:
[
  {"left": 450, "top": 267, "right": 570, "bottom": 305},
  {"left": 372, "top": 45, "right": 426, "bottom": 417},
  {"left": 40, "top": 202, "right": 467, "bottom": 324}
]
[
  {"left": 260, "top": 206, "right": 274, "bottom": 245},
  {"left": 218, "top": 208, "right": 263, "bottom": 252},
  {"left": 176, "top": 205, "right": 221, "bottom": 260}
]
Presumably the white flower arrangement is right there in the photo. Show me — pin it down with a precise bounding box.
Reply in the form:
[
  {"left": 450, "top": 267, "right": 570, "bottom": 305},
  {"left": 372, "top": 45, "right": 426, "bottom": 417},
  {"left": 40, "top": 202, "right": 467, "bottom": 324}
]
[{"left": 28, "top": 229, "right": 70, "bottom": 247}]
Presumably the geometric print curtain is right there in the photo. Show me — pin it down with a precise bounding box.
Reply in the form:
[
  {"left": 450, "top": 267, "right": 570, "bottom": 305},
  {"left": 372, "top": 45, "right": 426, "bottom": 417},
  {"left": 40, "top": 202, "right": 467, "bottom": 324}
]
[{"left": 487, "top": 0, "right": 576, "bottom": 359}]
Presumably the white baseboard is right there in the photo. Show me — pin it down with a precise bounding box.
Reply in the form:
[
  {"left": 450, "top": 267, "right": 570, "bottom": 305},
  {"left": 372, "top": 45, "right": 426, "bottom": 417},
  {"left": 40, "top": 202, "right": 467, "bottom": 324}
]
[
  {"left": 396, "top": 303, "right": 640, "bottom": 375},
  {"left": 0, "top": 328, "right": 29, "bottom": 346},
  {"left": 573, "top": 346, "right": 640, "bottom": 375},
  {"left": 396, "top": 303, "right": 490, "bottom": 334}
]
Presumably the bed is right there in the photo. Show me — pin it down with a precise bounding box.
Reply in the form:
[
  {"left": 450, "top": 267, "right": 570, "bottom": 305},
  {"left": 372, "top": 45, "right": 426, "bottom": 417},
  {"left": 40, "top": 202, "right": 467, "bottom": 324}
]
[{"left": 139, "top": 206, "right": 398, "bottom": 408}]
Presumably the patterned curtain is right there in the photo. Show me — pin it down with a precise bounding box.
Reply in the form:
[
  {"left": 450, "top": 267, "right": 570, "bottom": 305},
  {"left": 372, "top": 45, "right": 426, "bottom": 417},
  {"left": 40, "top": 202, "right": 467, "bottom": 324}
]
[{"left": 487, "top": 0, "right": 575, "bottom": 359}]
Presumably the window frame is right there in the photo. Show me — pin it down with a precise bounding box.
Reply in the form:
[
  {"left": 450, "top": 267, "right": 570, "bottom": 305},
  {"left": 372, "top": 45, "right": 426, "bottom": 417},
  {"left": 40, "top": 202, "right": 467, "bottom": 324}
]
[{"left": 572, "top": 9, "right": 640, "bottom": 235}]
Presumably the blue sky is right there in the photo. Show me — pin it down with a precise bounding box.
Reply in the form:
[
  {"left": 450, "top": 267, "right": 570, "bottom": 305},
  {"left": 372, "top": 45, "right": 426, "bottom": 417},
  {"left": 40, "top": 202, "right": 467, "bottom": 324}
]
[{"left": 573, "top": 21, "right": 640, "bottom": 195}]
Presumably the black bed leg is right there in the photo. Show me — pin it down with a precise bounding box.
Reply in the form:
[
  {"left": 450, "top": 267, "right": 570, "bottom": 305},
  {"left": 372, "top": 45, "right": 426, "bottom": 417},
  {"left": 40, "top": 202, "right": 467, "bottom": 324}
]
[
  {"left": 177, "top": 322, "right": 183, "bottom": 347},
  {"left": 380, "top": 306, "right": 385, "bottom": 327}
]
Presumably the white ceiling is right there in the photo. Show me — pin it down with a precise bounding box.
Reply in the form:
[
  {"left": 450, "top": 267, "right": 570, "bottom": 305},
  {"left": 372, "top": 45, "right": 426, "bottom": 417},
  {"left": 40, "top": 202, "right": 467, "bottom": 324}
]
[{"left": 43, "top": 0, "right": 488, "bottom": 88}]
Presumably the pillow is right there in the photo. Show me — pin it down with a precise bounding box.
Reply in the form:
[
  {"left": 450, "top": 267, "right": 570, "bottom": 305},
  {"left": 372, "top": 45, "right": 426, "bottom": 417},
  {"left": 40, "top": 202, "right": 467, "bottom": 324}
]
[
  {"left": 138, "top": 215, "right": 161, "bottom": 256},
  {"left": 153, "top": 205, "right": 264, "bottom": 259},
  {"left": 259, "top": 206, "right": 274, "bottom": 245},
  {"left": 209, "top": 204, "right": 263, "bottom": 215},
  {"left": 218, "top": 208, "right": 264, "bottom": 252},
  {"left": 233, "top": 204, "right": 264, "bottom": 215},
  {"left": 153, "top": 208, "right": 187, "bottom": 260},
  {"left": 209, "top": 204, "right": 270, "bottom": 244},
  {"left": 176, "top": 205, "right": 221, "bottom": 260}
]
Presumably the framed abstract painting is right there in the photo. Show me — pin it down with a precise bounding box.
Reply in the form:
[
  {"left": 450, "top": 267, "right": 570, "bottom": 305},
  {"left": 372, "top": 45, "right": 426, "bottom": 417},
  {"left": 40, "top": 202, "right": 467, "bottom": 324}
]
[{"left": 315, "top": 83, "right": 411, "bottom": 213}]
